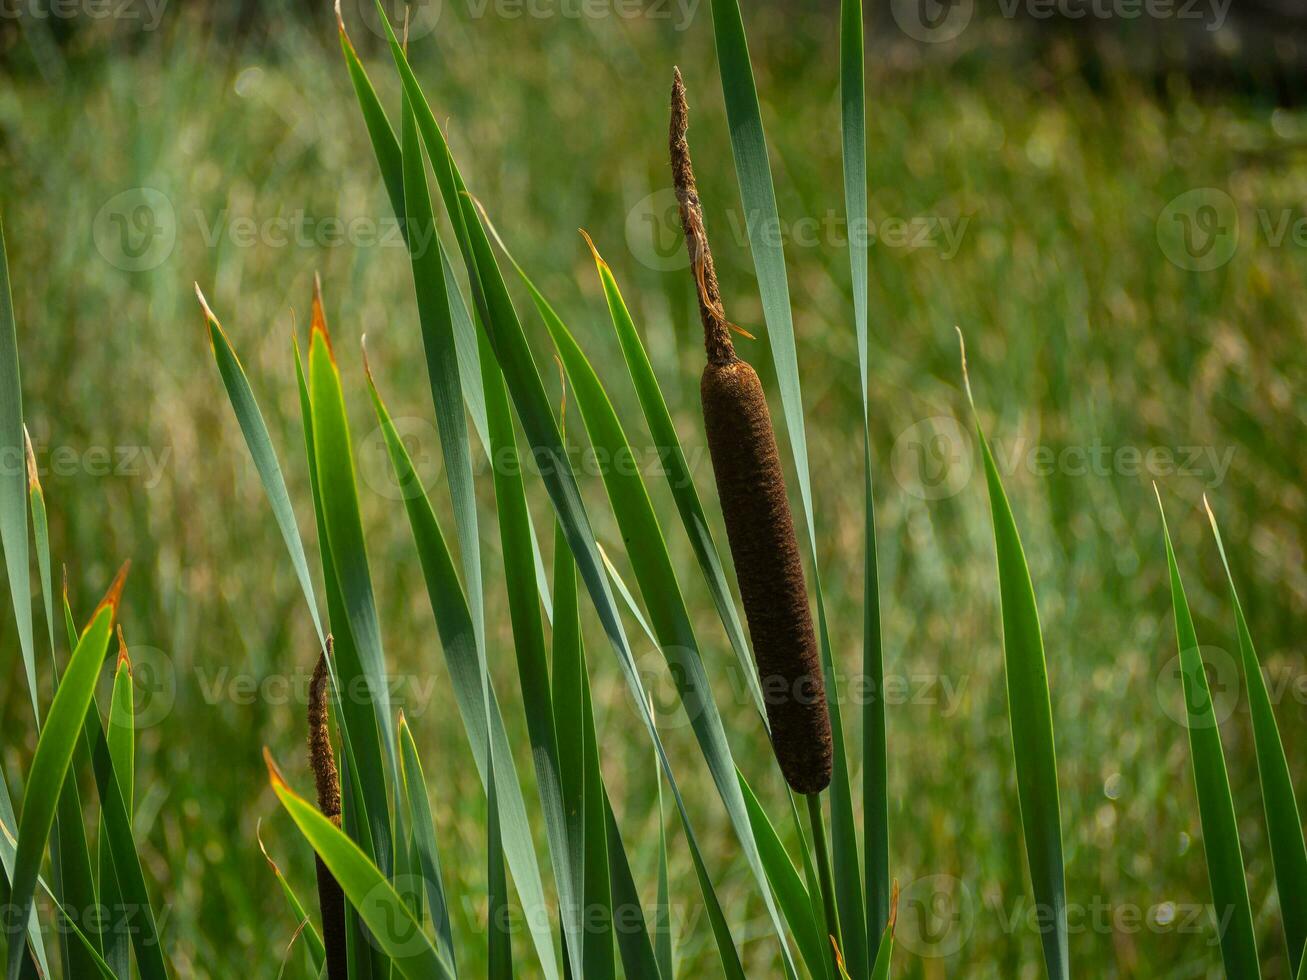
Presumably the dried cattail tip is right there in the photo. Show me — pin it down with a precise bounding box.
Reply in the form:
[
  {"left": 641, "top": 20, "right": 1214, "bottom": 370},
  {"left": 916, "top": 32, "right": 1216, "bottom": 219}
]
[
  {"left": 671, "top": 69, "right": 832, "bottom": 796},
  {"left": 308, "top": 639, "right": 347, "bottom": 980}
]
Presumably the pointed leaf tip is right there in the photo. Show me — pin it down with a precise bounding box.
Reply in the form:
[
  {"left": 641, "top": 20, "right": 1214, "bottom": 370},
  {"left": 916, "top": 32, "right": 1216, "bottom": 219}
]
[
  {"left": 255, "top": 818, "right": 284, "bottom": 877},
  {"left": 22, "top": 424, "right": 40, "bottom": 494},
  {"left": 115, "top": 624, "right": 132, "bottom": 673},
  {"left": 309, "top": 276, "right": 335, "bottom": 361},
  {"left": 90, "top": 560, "right": 131, "bottom": 629},
  {"left": 578, "top": 228, "right": 609, "bottom": 271},
  {"left": 264, "top": 746, "right": 288, "bottom": 789}
]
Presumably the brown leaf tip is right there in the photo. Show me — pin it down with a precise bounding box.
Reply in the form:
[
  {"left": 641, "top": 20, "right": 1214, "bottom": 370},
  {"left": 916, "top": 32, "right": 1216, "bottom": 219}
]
[
  {"left": 22, "top": 425, "right": 40, "bottom": 494},
  {"left": 116, "top": 624, "right": 132, "bottom": 674},
  {"left": 264, "top": 745, "right": 288, "bottom": 790},
  {"left": 92, "top": 560, "right": 131, "bottom": 626},
  {"left": 310, "top": 274, "right": 335, "bottom": 362},
  {"left": 578, "top": 228, "right": 609, "bottom": 272}
]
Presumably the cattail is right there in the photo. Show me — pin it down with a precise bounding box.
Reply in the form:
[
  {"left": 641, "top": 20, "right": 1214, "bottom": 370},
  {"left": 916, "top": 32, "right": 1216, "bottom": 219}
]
[
  {"left": 671, "top": 68, "right": 832, "bottom": 796},
  {"left": 308, "top": 639, "right": 347, "bottom": 980}
]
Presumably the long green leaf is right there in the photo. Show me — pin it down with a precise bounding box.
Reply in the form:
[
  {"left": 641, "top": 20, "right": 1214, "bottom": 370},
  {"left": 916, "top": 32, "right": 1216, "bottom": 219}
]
[
  {"left": 366, "top": 368, "right": 558, "bottom": 980},
  {"left": 603, "top": 794, "right": 662, "bottom": 980},
  {"left": 1206, "top": 498, "right": 1307, "bottom": 974},
  {"left": 5, "top": 588, "right": 115, "bottom": 980},
  {"left": 307, "top": 308, "right": 397, "bottom": 873},
  {"left": 267, "top": 753, "right": 455, "bottom": 980},
  {"left": 738, "top": 771, "right": 831, "bottom": 979},
  {"left": 1156, "top": 490, "right": 1259, "bottom": 979},
  {"left": 839, "top": 0, "right": 890, "bottom": 945},
  {"left": 0, "top": 220, "right": 37, "bottom": 723},
  {"left": 397, "top": 715, "right": 456, "bottom": 972},
  {"left": 962, "top": 346, "right": 1069, "bottom": 980},
  {"left": 99, "top": 635, "right": 136, "bottom": 978}
]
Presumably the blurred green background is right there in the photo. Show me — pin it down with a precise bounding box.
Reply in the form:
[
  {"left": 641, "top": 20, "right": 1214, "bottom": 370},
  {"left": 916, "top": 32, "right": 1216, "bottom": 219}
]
[{"left": 0, "top": 0, "right": 1303, "bottom": 976}]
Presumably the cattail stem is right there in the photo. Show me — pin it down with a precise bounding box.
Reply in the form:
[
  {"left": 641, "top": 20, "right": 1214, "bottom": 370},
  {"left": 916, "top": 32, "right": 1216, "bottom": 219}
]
[
  {"left": 807, "top": 791, "right": 843, "bottom": 967},
  {"left": 309, "top": 641, "right": 347, "bottom": 980},
  {"left": 672, "top": 68, "right": 833, "bottom": 796}
]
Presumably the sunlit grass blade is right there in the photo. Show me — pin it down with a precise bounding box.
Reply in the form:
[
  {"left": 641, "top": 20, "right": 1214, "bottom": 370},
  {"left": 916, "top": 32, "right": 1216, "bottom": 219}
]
[
  {"left": 1205, "top": 498, "right": 1306, "bottom": 974},
  {"left": 399, "top": 88, "right": 484, "bottom": 646},
  {"left": 258, "top": 820, "right": 327, "bottom": 976},
  {"left": 0, "top": 815, "right": 113, "bottom": 979},
  {"left": 397, "top": 715, "right": 456, "bottom": 972},
  {"left": 654, "top": 740, "right": 672, "bottom": 979},
  {"left": 839, "top": 0, "right": 889, "bottom": 944},
  {"left": 0, "top": 779, "right": 46, "bottom": 979},
  {"left": 366, "top": 366, "right": 559, "bottom": 980},
  {"left": 869, "top": 911, "right": 894, "bottom": 980},
  {"left": 266, "top": 751, "right": 455, "bottom": 980},
  {"left": 604, "top": 794, "right": 661, "bottom": 978},
  {"left": 196, "top": 286, "right": 324, "bottom": 645},
  {"left": 495, "top": 221, "right": 799, "bottom": 974},
  {"left": 4, "top": 576, "right": 116, "bottom": 980},
  {"left": 1155, "top": 491, "right": 1259, "bottom": 978},
  {"left": 0, "top": 221, "right": 37, "bottom": 723},
  {"left": 98, "top": 632, "right": 135, "bottom": 978},
  {"left": 738, "top": 771, "right": 831, "bottom": 979},
  {"left": 580, "top": 234, "right": 762, "bottom": 718},
  {"left": 306, "top": 302, "right": 397, "bottom": 873},
  {"left": 961, "top": 341, "right": 1069, "bottom": 980},
  {"left": 24, "top": 432, "right": 54, "bottom": 667}
]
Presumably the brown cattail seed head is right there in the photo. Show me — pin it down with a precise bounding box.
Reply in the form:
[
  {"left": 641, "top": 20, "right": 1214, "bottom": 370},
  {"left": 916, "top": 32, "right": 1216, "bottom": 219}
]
[
  {"left": 671, "top": 69, "right": 832, "bottom": 796},
  {"left": 308, "top": 640, "right": 347, "bottom": 980}
]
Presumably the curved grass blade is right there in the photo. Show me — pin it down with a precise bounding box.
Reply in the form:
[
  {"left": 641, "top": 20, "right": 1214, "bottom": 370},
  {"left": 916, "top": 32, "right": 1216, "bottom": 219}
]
[
  {"left": 99, "top": 634, "right": 136, "bottom": 978},
  {"left": 307, "top": 305, "right": 397, "bottom": 872},
  {"left": 738, "top": 771, "right": 830, "bottom": 979},
  {"left": 580, "top": 235, "right": 762, "bottom": 719},
  {"left": 1206, "top": 498, "right": 1307, "bottom": 974},
  {"left": 961, "top": 338, "right": 1068, "bottom": 980},
  {"left": 550, "top": 526, "right": 614, "bottom": 978},
  {"left": 24, "top": 432, "right": 54, "bottom": 667},
  {"left": 1155, "top": 490, "right": 1259, "bottom": 978},
  {"left": 0, "top": 776, "right": 47, "bottom": 979},
  {"left": 196, "top": 286, "right": 324, "bottom": 645},
  {"left": 366, "top": 367, "right": 559, "bottom": 980},
  {"left": 0, "top": 220, "right": 37, "bottom": 724},
  {"left": 0, "top": 815, "right": 114, "bottom": 980},
  {"left": 399, "top": 90, "right": 484, "bottom": 650},
  {"left": 397, "top": 714, "right": 456, "bottom": 972},
  {"left": 5, "top": 581, "right": 116, "bottom": 980},
  {"left": 702, "top": 6, "right": 868, "bottom": 967},
  {"left": 258, "top": 821, "right": 328, "bottom": 976},
  {"left": 266, "top": 751, "right": 455, "bottom": 980},
  {"left": 839, "top": 0, "right": 890, "bottom": 944},
  {"left": 604, "top": 794, "right": 661, "bottom": 979}
]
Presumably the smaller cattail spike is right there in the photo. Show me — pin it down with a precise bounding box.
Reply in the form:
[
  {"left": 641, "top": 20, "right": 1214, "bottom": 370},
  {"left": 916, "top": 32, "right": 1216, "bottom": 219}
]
[{"left": 307, "top": 638, "right": 347, "bottom": 980}]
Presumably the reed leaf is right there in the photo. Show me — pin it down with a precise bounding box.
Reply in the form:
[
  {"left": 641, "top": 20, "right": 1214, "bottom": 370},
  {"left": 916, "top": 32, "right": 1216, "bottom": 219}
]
[
  {"left": 1156, "top": 490, "right": 1259, "bottom": 978},
  {"left": 1206, "top": 499, "right": 1306, "bottom": 974},
  {"left": 962, "top": 342, "right": 1069, "bottom": 980}
]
